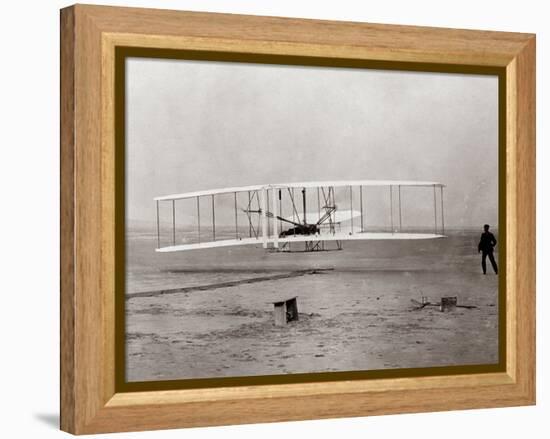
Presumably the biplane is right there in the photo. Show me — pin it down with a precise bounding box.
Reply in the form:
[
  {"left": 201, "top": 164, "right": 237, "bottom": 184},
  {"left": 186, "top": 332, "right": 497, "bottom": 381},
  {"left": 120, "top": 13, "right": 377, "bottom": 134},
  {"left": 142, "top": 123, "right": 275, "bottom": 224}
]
[{"left": 154, "top": 180, "right": 446, "bottom": 253}]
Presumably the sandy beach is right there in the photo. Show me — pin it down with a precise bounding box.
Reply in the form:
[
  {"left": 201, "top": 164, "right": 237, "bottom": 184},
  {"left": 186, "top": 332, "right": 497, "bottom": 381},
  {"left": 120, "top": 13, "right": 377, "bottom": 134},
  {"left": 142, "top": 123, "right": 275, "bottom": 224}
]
[{"left": 125, "top": 228, "right": 499, "bottom": 382}]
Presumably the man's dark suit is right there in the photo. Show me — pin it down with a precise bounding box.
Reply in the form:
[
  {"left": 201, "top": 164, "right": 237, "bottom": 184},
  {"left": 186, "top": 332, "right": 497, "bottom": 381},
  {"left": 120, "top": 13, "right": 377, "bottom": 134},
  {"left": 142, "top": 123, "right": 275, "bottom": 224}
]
[{"left": 478, "top": 231, "right": 498, "bottom": 274}]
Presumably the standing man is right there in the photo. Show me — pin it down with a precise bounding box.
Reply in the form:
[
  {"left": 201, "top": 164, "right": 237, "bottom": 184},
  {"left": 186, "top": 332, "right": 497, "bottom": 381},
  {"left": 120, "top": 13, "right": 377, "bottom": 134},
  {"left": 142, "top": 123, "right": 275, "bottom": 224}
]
[{"left": 478, "top": 224, "right": 498, "bottom": 275}]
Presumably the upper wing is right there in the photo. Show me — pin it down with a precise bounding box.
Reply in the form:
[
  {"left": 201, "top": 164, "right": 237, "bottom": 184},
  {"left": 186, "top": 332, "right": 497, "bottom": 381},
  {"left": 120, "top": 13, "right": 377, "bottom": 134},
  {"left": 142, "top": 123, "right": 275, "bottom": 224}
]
[{"left": 154, "top": 180, "right": 445, "bottom": 201}]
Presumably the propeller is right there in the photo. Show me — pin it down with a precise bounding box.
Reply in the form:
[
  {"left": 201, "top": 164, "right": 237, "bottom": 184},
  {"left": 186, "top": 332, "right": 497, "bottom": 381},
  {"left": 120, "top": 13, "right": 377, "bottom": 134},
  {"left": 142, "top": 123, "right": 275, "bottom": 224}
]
[
  {"left": 243, "top": 208, "right": 304, "bottom": 227},
  {"left": 266, "top": 211, "right": 303, "bottom": 227},
  {"left": 244, "top": 207, "right": 337, "bottom": 229}
]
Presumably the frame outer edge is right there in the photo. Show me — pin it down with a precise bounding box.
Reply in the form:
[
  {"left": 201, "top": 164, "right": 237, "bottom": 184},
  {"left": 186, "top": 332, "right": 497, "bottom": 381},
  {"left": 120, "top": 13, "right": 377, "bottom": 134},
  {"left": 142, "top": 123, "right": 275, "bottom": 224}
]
[
  {"left": 60, "top": 4, "right": 537, "bottom": 434},
  {"left": 514, "top": 36, "right": 536, "bottom": 402},
  {"left": 76, "top": 4, "right": 108, "bottom": 433},
  {"left": 60, "top": 5, "right": 76, "bottom": 434}
]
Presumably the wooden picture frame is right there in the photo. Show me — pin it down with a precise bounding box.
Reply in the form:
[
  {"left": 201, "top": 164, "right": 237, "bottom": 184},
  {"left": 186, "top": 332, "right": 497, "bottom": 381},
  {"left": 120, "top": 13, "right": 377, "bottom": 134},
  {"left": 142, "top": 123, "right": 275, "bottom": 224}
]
[{"left": 60, "top": 4, "right": 535, "bottom": 434}]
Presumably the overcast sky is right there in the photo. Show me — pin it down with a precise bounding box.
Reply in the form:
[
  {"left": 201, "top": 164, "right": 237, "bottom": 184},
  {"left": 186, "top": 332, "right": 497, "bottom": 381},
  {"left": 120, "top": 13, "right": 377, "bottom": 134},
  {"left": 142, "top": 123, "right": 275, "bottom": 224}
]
[{"left": 126, "top": 58, "right": 498, "bottom": 229}]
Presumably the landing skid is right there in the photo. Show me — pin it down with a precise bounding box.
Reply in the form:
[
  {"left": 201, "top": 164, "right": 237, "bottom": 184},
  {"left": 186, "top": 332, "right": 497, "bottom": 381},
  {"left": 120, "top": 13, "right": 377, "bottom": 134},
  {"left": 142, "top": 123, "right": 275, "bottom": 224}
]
[{"left": 274, "top": 240, "right": 343, "bottom": 253}]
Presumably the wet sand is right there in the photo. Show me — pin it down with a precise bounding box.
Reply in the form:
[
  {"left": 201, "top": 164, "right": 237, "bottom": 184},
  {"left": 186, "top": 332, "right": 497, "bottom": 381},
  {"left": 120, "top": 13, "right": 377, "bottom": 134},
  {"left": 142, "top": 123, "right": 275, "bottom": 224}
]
[{"left": 126, "top": 229, "right": 499, "bottom": 382}]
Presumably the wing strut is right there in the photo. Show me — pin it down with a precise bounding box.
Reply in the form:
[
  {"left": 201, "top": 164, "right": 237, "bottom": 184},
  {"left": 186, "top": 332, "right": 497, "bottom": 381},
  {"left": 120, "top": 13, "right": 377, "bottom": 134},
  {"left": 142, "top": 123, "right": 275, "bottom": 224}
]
[
  {"left": 172, "top": 200, "right": 176, "bottom": 245},
  {"left": 440, "top": 186, "right": 445, "bottom": 234},
  {"left": 433, "top": 185, "right": 437, "bottom": 234},
  {"left": 272, "top": 188, "right": 279, "bottom": 249},
  {"left": 302, "top": 188, "right": 307, "bottom": 225},
  {"left": 234, "top": 192, "right": 238, "bottom": 239},
  {"left": 389, "top": 186, "right": 394, "bottom": 234},
  {"left": 360, "top": 185, "right": 364, "bottom": 232},
  {"left": 279, "top": 189, "right": 283, "bottom": 224},
  {"left": 317, "top": 188, "right": 321, "bottom": 225},
  {"left": 211, "top": 194, "right": 216, "bottom": 241},
  {"left": 260, "top": 188, "right": 268, "bottom": 248},
  {"left": 398, "top": 185, "right": 402, "bottom": 231},
  {"left": 247, "top": 191, "right": 252, "bottom": 237},
  {"left": 197, "top": 196, "right": 201, "bottom": 244},
  {"left": 349, "top": 186, "right": 354, "bottom": 234},
  {"left": 156, "top": 200, "right": 160, "bottom": 248}
]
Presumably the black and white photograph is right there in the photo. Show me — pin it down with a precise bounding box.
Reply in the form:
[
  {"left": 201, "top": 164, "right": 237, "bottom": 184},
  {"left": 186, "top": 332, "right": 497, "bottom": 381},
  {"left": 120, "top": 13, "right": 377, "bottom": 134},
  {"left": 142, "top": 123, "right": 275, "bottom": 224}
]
[{"left": 124, "top": 57, "right": 500, "bottom": 383}]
